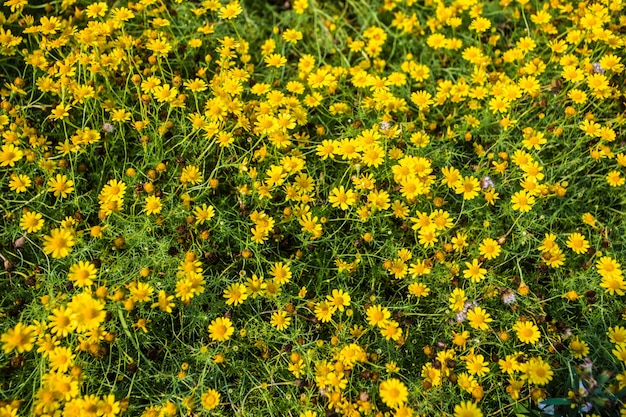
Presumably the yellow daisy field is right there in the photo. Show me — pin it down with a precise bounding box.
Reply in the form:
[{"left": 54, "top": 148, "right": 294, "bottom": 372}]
[{"left": 1, "top": 0, "right": 626, "bottom": 416}]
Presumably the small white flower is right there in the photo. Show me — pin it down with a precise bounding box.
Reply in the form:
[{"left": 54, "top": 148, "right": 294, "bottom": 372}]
[
  {"left": 103, "top": 122, "right": 115, "bottom": 133},
  {"left": 592, "top": 62, "right": 605, "bottom": 74}
]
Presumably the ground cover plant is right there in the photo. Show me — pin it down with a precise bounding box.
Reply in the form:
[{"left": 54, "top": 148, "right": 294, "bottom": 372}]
[{"left": 1, "top": 0, "right": 626, "bottom": 415}]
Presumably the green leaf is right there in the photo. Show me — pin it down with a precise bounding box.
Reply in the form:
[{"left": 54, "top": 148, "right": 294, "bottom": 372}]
[
  {"left": 597, "top": 371, "right": 611, "bottom": 387},
  {"left": 539, "top": 398, "right": 572, "bottom": 406},
  {"left": 513, "top": 403, "right": 529, "bottom": 415}
]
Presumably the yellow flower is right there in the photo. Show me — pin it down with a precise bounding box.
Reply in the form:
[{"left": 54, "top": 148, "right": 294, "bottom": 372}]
[
  {"left": 68, "top": 292, "right": 106, "bottom": 333},
  {"left": 216, "top": 131, "right": 235, "bottom": 148},
  {"left": 8, "top": 173, "right": 30, "bottom": 192},
  {"left": 361, "top": 144, "right": 385, "bottom": 167},
  {"left": 132, "top": 318, "right": 150, "bottom": 333},
  {"left": 365, "top": 304, "right": 390, "bottom": 327},
  {"left": 47, "top": 174, "right": 75, "bottom": 198},
  {"left": 568, "top": 89, "right": 588, "bottom": 104},
  {"left": 449, "top": 288, "right": 467, "bottom": 312},
  {"left": 608, "top": 327, "right": 626, "bottom": 346},
  {"left": 193, "top": 204, "right": 215, "bottom": 224},
  {"left": 269, "top": 262, "right": 291, "bottom": 285},
  {"left": 455, "top": 176, "right": 480, "bottom": 200},
  {"left": 538, "top": 233, "right": 558, "bottom": 253},
  {"left": 146, "top": 38, "right": 172, "bottom": 58},
  {"left": 99, "top": 179, "right": 127, "bottom": 204},
  {"left": 596, "top": 256, "right": 623, "bottom": 280},
  {"left": 98, "top": 394, "right": 121, "bottom": 417},
  {"left": 453, "top": 331, "right": 470, "bottom": 348},
  {"left": 218, "top": 1, "right": 242, "bottom": 19},
  {"left": 380, "top": 320, "right": 403, "bottom": 341},
  {"left": 544, "top": 247, "right": 566, "bottom": 268},
  {"left": 0, "top": 143, "right": 23, "bottom": 167},
  {"left": 299, "top": 213, "right": 322, "bottom": 238},
  {"left": 293, "top": 0, "right": 308, "bottom": 14},
  {"left": 522, "top": 130, "right": 547, "bottom": 150},
  {"left": 512, "top": 320, "right": 541, "bottom": 344},
  {"left": 85, "top": 2, "right": 107, "bottom": 18},
  {"left": 463, "top": 259, "right": 487, "bottom": 283},
  {"left": 566, "top": 232, "right": 590, "bottom": 254},
  {"left": 110, "top": 109, "right": 131, "bottom": 122},
  {"left": 151, "top": 290, "right": 175, "bottom": 313},
  {"left": 521, "top": 357, "right": 553, "bottom": 386},
  {"left": 48, "top": 306, "right": 76, "bottom": 337},
  {"left": 4, "top": 0, "right": 27, "bottom": 12},
  {"left": 467, "top": 307, "right": 492, "bottom": 330},
  {"left": 111, "top": 7, "right": 135, "bottom": 21},
  {"left": 42, "top": 372, "right": 79, "bottom": 402},
  {"left": 582, "top": 212, "right": 596, "bottom": 227},
  {"left": 411, "top": 90, "right": 434, "bottom": 111},
  {"left": 48, "top": 346, "right": 75, "bottom": 372},
  {"left": 479, "top": 238, "right": 501, "bottom": 260},
  {"left": 607, "top": 171, "right": 625, "bottom": 187},
  {"left": 265, "top": 53, "right": 287, "bottom": 68},
  {"left": 569, "top": 336, "right": 589, "bottom": 359},
  {"left": 469, "top": 17, "right": 491, "bottom": 33},
  {"left": 367, "top": 189, "right": 390, "bottom": 210},
  {"left": 200, "top": 389, "right": 221, "bottom": 410},
  {"left": 511, "top": 190, "right": 535, "bottom": 212},
  {"left": 129, "top": 282, "right": 154, "bottom": 303},
  {"left": 614, "top": 344, "right": 626, "bottom": 362},
  {"left": 465, "top": 353, "right": 489, "bottom": 376},
  {"left": 314, "top": 301, "right": 336, "bottom": 323},
  {"left": 208, "top": 317, "right": 234, "bottom": 342},
  {"left": 50, "top": 103, "right": 71, "bottom": 120},
  {"left": 1, "top": 322, "right": 35, "bottom": 354},
  {"left": 454, "top": 401, "right": 483, "bottom": 417},
  {"left": 43, "top": 228, "right": 76, "bottom": 258},
  {"left": 144, "top": 195, "right": 162, "bottom": 215},
  {"left": 68, "top": 261, "right": 97, "bottom": 287},
  {"left": 21, "top": 210, "right": 44, "bottom": 233},
  {"left": 223, "top": 283, "right": 248, "bottom": 306},
  {"left": 326, "top": 289, "right": 351, "bottom": 312},
  {"left": 270, "top": 310, "right": 291, "bottom": 330},
  {"left": 307, "top": 67, "right": 335, "bottom": 89},
  {"left": 600, "top": 274, "right": 626, "bottom": 296},
  {"left": 328, "top": 186, "right": 356, "bottom": 210},
  {"left": 180, "top": 165, "right": 203, "bottom": 185},
  {"left": 245, "top": 274, "right": 266, "bottom": 298},
  {"left": 316, "top": 139, "right": 335, "bottom": 160},
  {"left": 184, "top": 78, "right": 207, "bottom": 92},
  {"left": 282, "top": 28, "right": 303, "bottom": 44},
  {"left": 457, "top": 372, "right": 478, "bottom": 393},
  {"left": 408, "top": 282, "right": 430, "bottom": 297},
  {"left": 379, "top": 378, "right": 408, "bottom": 409}
]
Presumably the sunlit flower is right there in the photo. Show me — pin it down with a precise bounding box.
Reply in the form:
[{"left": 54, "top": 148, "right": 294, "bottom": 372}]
[
  {"left": 0, "top": 144, "right": 23, "bottom": 167},
  {"left": 43, "top": 228, "right": 75, "bottom": 259},
  {"left": 379, "top": 378, "right": 408, "bottom": 409},
  {"left": 47, "top": 174, "right": 75, "bottom": 198},
  {"left": 144, "top": 196, "right": 163, "bottom": 215},
  {"left": 270, "top": 310, "right": 291, "bottom": 330},
  {"left": 467, "top": 306, "right": 492, "bottom": 330},
  {"left": 1, "top": 322, "right": 35, "bottom": 354},
  {"left": 513, "top": 320, "right": 541, "bottom": 344},
  {"left": 208, "top": 317, "right": 234, "bottom": 342},
  {"left": 21, "top": 210, "right": 44, "bottom": 233},
  {"left": 223, "top": 283, "right": 248, "bottom": 306},
  {"left": 200, "top": 389, "right": 221, "bottom": 410}
]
